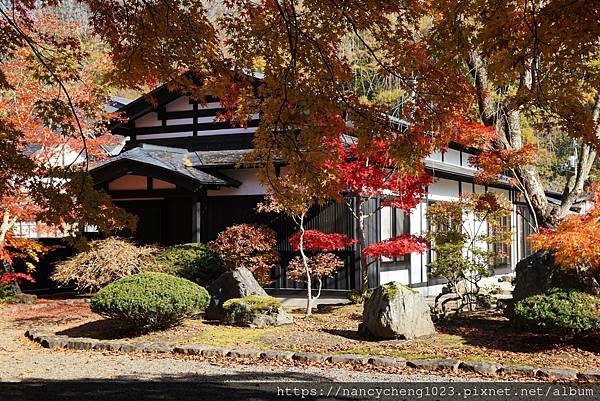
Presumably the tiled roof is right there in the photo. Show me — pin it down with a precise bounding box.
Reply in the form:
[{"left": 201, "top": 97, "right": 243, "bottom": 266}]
[{"left": 92, "top": 145, "right": 240, "bottom": 186}]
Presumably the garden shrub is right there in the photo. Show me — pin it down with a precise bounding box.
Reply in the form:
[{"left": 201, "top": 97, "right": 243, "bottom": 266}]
[
  {"left": 91, "top": 272, "right": 210, "bottom": 330},
  {"left": 513, "top": 289, "right": 600, "bottom": 334},
  {"left": 0, "top": 285, "right": 36, "bottom": 304},
  {"left": 152, "top": 243, "right": 223, "bottom": 286},
  {"left": 52, "top": 237, "right": 161, "bottom": 292}
]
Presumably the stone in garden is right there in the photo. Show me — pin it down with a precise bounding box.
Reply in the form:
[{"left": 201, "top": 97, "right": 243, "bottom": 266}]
[
  {"left": 141, "top": 343, "right": 173, "bottom": 353},
  {"left": 359, "top": 282, "right": 436, "bottom": 339},
  {"left": 459, "top": 361, "right": 502, "bottom": 375},
  {"left": 369, "top": 356, "right": 406, "bottom": 368},
  {"left": 499, "top": 364, "right": 538, "bottom": 377},
  {"left": 118, "top": 343, "right": 137, "bottom": 352},
  {"left": 65, "top": 338, "right": 98, "bottom": 350},
  {"left": 292, "top": 352, "right": 330, "bottom": 363},
  {"left": 261, "top": 350, "right": 295, "bottom": 361},
  {"left": 221, "top": 296, "right": 293, "bottom": 328},
  {"left": 205, "top": 267, "right": 268, "bottom": 320},
  {"left": 173, "top": 344, "right": 208, "bottom": 356},
  {"left": 228, "top": 349, "right": 262, "bottom": 358},
  {"left": 407, "top": 358, "right": 461, "bottom": 371},
  {"left": 537, "top": 367, "right": 578, "bottom": 379},
  {"left": 201, "top": 347, "right": 230, "bottom": 357},
  {"left": 578, "top": 371, "right": 600, "bottom": 381},
  {"left": 509, "top": 251, "right": 600, "bottom": 317},
  {"left": 39, "top": 336, "right": 68, "bottom": 349},
  {"left": 329, "top": 354, "right": 370, "bottom": 365}
]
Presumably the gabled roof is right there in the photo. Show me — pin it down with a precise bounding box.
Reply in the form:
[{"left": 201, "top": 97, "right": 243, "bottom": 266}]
[{"left": 91, "top": 144, "right": 241, "bottom": 190}]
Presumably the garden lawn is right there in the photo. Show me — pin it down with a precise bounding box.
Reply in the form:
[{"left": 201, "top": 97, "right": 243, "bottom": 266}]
[{"left": 6, "top": 299, "right": 600, "bottom": 372}]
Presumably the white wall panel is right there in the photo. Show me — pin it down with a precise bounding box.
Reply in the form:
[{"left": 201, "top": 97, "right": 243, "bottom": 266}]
[{"left": 207, "top": 168, "right": 267, "bottom": 196}]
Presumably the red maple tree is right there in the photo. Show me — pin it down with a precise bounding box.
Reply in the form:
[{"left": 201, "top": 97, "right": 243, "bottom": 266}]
[
  {"left": 326, "top": 139, "right": 431, "bottom": 292},
  {"left": 0, "top": 14, "right": 134, "bottom": 286}
]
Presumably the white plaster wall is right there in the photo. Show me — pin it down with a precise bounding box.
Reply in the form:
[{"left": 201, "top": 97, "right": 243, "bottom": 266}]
[
  {"left": 427, "top": 178, "right": 460, "bottom": 200},
  {"left": 165, "top": 96, "right": 193, "bottom": 111},
  {"left": 135, "top": 112, "right": 162, "bottom": 128},
  {"left": 443, "top": 149, "right": 461, "bottom": 165},
  {"left": 166, "top": 118, "right": 194, "bottom": 125},
  {"left": 429, "top": 150, "right": 443, "bottom": 161},
  {"left": 380, "top": 269, "right": 410, "bottom": 286},
  {"left": 207, "top": 168, "right": 268, "bottom": 196}
]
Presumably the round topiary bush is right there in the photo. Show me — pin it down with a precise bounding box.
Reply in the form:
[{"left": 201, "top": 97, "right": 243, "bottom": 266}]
[
  {"left": 152, "top": 243, "right": 223, "bottom": 286},
  {"left": 513, "top": 289, "right": 600, "bottom": 335},
  {"left": 91, "top": 272, "right": 210, "bottom": 330}
]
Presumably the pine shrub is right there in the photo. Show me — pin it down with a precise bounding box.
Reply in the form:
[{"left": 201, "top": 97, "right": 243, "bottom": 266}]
[
  {"left": 513, "top": 289, "right": 600, "bottom": 334},
  {"left": 153, "top": 243, "right": 223, "bottom": 286},
  {"left": 91, "top": 272, "right": 210, "bottom": 330}
]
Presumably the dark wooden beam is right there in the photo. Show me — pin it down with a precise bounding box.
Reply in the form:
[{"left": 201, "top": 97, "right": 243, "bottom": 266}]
[{"left": 135, "top": 119, "right": 260, "bottom": 135}]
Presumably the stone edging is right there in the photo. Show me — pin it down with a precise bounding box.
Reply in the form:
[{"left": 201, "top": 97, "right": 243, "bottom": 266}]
[{"left": 24, "top": 329, "right": 600, "bottom": 381}]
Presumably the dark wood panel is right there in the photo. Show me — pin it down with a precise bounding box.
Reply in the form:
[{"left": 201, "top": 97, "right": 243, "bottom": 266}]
[
  {"left": 125, "top": 134, "right": 255, "bottom": 151},
  {"left": 135, "top": 119, "right": 260, "bottom": 135},
  {"left": 203, "top": 195, "right": 358, "bottom": 290}
]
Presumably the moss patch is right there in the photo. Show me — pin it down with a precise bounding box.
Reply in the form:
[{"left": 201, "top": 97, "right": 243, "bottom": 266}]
[
  {"left": 222, "top": 296, "right": 282, "bottom": 313},
  {"left": 381, "top": 282, "right": 418, "bottom": 301},
  {"left": 184, "top": 323, "right": 289, "bottom": 349}
]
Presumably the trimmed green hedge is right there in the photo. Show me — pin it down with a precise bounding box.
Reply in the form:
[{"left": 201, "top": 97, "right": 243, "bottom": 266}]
[
  {"left": 513, "top": 289, "right": 600, "bottom": 334},
  {"left": 91, "top": 272, "right": 210, "bottom": 330},
  {"left": 152, "top": 243, "right": 223, "bottom": 286}
]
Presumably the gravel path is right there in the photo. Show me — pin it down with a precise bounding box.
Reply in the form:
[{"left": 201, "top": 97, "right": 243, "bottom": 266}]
[{"left": 0, "top": 302, "right": 478, "bottom": 384}]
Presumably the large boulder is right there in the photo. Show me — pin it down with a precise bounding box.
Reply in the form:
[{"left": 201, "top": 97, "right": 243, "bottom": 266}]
[
  {"left": 508, "top": 250, "right": 600, "bottom": 317},
  {"left": 222, "top": 296, "right": 293, "bottom": 328},
  {"left": 513, "top": 251, "right": 600, "bottom": 303},
  {"left": 358, "top": 282, "right": 436, "bottom": 340},
  {"left": 205, "top": 267, "right": 268, "bottom": 320}
]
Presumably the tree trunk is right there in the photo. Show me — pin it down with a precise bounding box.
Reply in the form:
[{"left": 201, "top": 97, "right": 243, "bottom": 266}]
[
  {"left": 298, "top": 213, "right": 313, "bottom": 317},
  {"left": 357, "top": 204, "right": 369, "bottom": 293},
  {"left": 469, "top": 52, "right": 599, "bottom": 230},
  {"left": 0, "top": 210, "right": 20, "bottom": 293}
]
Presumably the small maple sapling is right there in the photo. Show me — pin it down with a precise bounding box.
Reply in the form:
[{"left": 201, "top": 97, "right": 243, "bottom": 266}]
[
  {"left": 288, "top": 230, "right": 356, "bottom": 315},
  {"left": 209, "top": 224, "right": 279, "bottom": 285},
  {"left": 257, "top": 184, "right": 316, "bottom": 316}
]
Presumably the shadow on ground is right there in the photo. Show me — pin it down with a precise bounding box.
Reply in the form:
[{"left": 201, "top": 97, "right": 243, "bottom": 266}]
[
  {"left": 55, "top": 319, "right": 150, "bottom": 340},
  {"left": 0, "top": 371, "right": 347, "bottom": 401},
  {"left": 2, "top": 375, "right": 600, "bottom": 401},
  {"left": 438, "top": 311, "right": 600, "bottom": 354}
]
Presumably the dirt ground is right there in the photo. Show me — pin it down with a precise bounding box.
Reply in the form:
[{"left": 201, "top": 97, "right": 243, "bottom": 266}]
[{"left": 7, "top": 297, "right": 600, "bottom": 372}]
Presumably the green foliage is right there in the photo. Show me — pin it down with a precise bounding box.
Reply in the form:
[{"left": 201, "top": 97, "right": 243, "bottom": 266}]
[
  {"left": 91, "top": 272, "right": 210, "bottom": 330},
  {"left": 152, "top": 243, "right": 223, "bottom": 286},
  {"left": 0, "top": 285, "right": 36, "bottom": 304},
  {"left": 513, "top": 289, "right": 600, "bottom": 335},
  {"left": 223, "top": 296, "right": 282, "bottom": 313},
  {"left": 346, "top": 289, "right": 373, "bottom": 304}
]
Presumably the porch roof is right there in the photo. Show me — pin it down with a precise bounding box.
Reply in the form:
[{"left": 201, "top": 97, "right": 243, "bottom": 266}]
[{"left": 91, "top": 146, "right": 241, "bottom": 190}]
